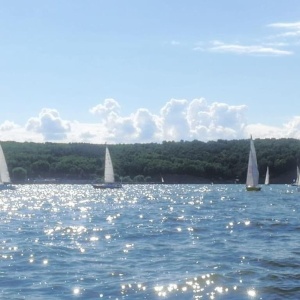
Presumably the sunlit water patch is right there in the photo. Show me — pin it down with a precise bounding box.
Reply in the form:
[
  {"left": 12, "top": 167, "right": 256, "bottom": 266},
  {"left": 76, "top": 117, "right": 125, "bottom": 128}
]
[{"left": 0, "top": 184, "right": 299, "bottom": 299}]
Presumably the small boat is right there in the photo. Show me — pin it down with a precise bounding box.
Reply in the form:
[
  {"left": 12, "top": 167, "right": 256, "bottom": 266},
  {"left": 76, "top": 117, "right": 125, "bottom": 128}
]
[
  {"left": 92, "top": 146, "right": 122, "bottom": 189},
  {"left": 0, "top": 143, "right": 16, "bottom": 190},
  {"left": 246, "top": 136, "right": 261, "bottom": 191},
  {"left": 292, "top": 166, "right": 300, "bottom": 185},
  {"left": 292, "top": 165, "right": 300, "bottom": 191},
  {"left": 264, "top": 166, "right": 270, "bottom": 185}
]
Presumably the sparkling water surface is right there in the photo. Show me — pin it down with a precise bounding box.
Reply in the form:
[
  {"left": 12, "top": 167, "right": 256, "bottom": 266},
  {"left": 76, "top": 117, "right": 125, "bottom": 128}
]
[{"left": 0, "top": 184, "right": 299, "bottom": 299}]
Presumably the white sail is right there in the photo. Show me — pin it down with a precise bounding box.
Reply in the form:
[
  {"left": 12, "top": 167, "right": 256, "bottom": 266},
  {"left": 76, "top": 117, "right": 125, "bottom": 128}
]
[
  {"left": 92, "top": 145, "right": 122, "bottom": 189},
  {"left": 264, "top": 166, "right": 269, "bottom": 185},
  {"left": 246, "top": 136, "right": 261, "bottom": 191},
  {"left": 0, "top": 144, "right": 11, "bottom": 184},
  {"left": 104, "top": 147, "right": 115, "bottom": 183},
  {"left": 295, "top": 166, "right": 300, "bottom": 192},
  {"left": 295, "top": 166, "right": 300, "bottom": 186}
]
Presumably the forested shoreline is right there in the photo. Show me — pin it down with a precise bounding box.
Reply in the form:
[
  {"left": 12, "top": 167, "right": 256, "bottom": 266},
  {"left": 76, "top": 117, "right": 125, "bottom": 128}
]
[{"left": 2, "top": 138, "right": 300, "bottom": 184}]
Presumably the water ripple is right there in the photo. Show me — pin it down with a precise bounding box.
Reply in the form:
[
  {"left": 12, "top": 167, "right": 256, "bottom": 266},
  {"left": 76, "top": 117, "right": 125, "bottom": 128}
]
[{"left": 0, "top": 184, "right": 299, "bottom": 299}]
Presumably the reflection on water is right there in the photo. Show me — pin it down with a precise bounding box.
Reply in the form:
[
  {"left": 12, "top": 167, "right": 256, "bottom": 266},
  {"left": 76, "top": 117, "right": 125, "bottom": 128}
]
[{"left": 0, "top": 184, "right": 299, "bottom": 299}]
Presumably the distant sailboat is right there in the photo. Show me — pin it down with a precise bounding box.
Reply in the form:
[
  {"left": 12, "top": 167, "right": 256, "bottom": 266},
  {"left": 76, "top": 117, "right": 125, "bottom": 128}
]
[
  {"left": 264, "top": 166, "right": 270, "bottom": 185},
  {"left": 292, "top": 165, "right": 300, "bottom": 191},
  {"left": 297, "top": 167, "right": 300, "bottom": 192},
  {"left": 246, "top": 136, "right": 261, "bottom": 191},
  {"left": 291, "top": 166, "right": 299, "bottom": 185},
  {"left": 295, "top": 166, "right": 299, "bottom": 185},
  {"left": 0, "top": 143, "right": 15, "bottom": 190},
  {"left": 92, "top": 146, "right": 122, "bottom": 189}
]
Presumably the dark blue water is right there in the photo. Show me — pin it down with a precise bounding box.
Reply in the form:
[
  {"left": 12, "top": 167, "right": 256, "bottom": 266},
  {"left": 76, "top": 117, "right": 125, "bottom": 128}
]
[{"left": 0, "top": 184, "right": 299, "bottom": 299}]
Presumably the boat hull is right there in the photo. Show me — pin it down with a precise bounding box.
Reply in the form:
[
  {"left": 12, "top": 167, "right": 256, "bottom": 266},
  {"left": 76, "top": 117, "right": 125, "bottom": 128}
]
[
  {"left": 246, "top": 186, "right": 261, "bottom": 191},
  {"left": 92, "top": 183, "right": 122, "bottom": 189}
]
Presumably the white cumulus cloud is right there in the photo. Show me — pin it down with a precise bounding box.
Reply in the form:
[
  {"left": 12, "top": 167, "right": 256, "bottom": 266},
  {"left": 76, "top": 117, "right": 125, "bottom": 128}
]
[
  {"left": 26, "top": 108, "right": 71, "bottom": 141},
  {"left": 160, "top": 99, "right": 190, "bottom": 141},
  {"left": 1, "top": 98, "right": 300, "bottom": 144},
  {"left": 133, "top": 109, "right": 161, "bottom": 141},
  {"left": 186, "top": 99, "right": 247, "bottom": 141},
  {"left": 90, "top": 98, "right": 121, "bottom": 116},
  {"left": 0, "top": 120, "right": 19, "bottom": 131}
]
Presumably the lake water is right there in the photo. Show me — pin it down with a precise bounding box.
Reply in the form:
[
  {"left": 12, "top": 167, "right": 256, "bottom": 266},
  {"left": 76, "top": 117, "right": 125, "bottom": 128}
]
[{"left": 0, "top": 184, "right": 299, "bottom": 299}]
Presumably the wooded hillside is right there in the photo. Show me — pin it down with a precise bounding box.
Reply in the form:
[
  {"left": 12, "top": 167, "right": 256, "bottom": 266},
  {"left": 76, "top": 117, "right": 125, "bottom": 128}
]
[{"left": 2, "top": 138, "right": 300, "bottom": 184}]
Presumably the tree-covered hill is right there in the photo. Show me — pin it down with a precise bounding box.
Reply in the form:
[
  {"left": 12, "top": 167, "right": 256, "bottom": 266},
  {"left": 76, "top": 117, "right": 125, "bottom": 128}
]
[{"left": 1, "top": 138, "right": 300, "bottom": 184}]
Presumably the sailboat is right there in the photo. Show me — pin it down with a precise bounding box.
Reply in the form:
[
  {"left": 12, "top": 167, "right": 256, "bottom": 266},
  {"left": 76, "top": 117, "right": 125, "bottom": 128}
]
[
  {"left": 296, "top": 166, "right": 300, "bottom": 192},
  {"left": 264, "top": 166, "right": 270, "bottom": 185},
  {"left": 0, "top": 143, "right": 15, "bottom": 190},
  {"left": 92, "top": 146, "right": 122, "bottom": 189},
  {"left": 246, "top": 136, "right": 261, "bottom": 191},
  {"left": 292, "top": 165, "right": 300, "bottom": 191}
]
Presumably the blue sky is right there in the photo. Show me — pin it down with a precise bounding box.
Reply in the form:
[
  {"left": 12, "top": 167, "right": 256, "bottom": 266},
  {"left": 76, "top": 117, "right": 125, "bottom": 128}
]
[{"left": 1, "top": 0, "right": 300, "bottom": 144}]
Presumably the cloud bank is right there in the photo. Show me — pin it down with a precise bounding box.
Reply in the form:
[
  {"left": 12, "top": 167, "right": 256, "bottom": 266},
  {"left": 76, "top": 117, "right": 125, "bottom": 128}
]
[{"left": 0, "top": 97, "right": 299, "bottom": 144}]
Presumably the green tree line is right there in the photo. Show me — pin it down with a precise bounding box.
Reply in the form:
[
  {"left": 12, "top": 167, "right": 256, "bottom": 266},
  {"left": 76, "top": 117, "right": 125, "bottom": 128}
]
[{"left": 1, "top": 138, "right": 300, "bottom": 184}]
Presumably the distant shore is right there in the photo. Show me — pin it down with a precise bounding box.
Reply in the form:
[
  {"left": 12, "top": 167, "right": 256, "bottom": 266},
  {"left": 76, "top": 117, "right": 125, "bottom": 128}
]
[{"left": 13, "top": 171, "right": 295, "bottom": 185}]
